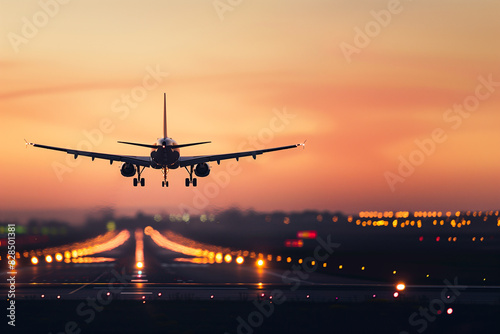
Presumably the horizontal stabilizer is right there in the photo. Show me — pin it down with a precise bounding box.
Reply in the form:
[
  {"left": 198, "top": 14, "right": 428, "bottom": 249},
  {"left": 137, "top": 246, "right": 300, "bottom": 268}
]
[
  {"left": 118, "top": 141, "right": 211, "bottom": 149},
  {"left": 117, "top": 141, "right": 158, "bottom": 149},
  {"left": 170, "top": 141, "right": 211, "bottom": 149}
]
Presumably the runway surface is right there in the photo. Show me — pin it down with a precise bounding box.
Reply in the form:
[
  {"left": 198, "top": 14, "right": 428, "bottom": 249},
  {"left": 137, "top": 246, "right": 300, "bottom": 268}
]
[{"left": 2, "top": 226, "right": 500, "bottom": 333}]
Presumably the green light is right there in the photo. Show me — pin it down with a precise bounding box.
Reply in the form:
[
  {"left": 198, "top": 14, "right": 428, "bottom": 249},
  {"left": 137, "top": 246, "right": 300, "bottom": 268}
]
[{"left": 106, "top": 221, "right": 116, "bottom": 232}]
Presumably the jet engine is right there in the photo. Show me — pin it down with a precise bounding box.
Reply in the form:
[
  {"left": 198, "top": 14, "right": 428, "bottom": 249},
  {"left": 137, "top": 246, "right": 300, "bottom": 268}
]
[
  {"left": 120, "top": 162, "right": 136, "bottom": 177},
  {"left": 194, "top": 163, "right": 210, "bottom": 177}
]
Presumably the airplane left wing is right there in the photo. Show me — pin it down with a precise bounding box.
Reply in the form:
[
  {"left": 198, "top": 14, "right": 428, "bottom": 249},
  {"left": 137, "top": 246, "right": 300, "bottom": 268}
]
[
  {"left": 26, "top": 142, "right": 151, "bottom": 167},
  {"left": 178, "top": 143, "right": 304, "bottom": 167}
]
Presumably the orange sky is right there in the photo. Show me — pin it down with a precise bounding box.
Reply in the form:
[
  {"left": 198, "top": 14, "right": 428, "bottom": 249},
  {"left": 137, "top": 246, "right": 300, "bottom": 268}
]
[{"left": 1, "top": 1, "right": 500, "bottom": 220}]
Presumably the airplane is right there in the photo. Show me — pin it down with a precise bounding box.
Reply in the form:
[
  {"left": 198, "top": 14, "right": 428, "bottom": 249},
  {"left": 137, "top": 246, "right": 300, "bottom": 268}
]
[{"left": 26, "top": 93, "right": 304, "bottom": 187}]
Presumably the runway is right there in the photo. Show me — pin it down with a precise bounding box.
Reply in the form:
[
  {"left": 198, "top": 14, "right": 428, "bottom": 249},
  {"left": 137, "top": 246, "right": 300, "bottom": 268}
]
[
  {"left": 3, "top": 226, "right": 499, "bottom": 304},
  {"left": 2, "top": 225, "right": 500, "bottom": 333}
]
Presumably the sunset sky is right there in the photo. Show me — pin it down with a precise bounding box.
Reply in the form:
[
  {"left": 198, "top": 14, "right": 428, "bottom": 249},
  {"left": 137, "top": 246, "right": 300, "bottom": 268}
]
[{"left": 1, "top": 0, "right": 500, "bottom": 221}]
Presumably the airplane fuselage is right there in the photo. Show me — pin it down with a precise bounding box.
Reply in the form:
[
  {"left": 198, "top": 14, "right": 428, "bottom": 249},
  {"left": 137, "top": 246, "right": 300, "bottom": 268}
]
[{"left": 150, "top": 138, "right": 180, "bottom": 169}]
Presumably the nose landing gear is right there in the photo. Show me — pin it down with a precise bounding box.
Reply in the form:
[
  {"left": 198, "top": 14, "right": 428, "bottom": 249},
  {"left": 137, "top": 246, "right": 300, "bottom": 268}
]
[{"left": 162, "top": 167, "right": 169, "bottom": 187}]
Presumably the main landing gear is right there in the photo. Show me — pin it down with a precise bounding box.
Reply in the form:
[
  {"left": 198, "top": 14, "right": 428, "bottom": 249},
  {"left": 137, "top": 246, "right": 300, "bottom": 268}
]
[
  {"left": 133, "top": 166, "right": 146, "bottom": 187},
  {"left": 162, "top": 167, "right": 169, "bottom": 187},
  {"left": 184, "top": 165, "right": 197, "bottom": 187}
]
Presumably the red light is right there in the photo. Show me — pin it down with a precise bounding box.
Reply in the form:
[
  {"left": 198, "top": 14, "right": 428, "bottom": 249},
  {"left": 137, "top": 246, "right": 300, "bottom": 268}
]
[
  {"left": 447, "top": 308, "right": 453, "bottom": 315},
  {"left": 393, "top": 292, "right": 399, "bottom": 298},
  {"left": 419, "top": 236, "right": 424, "bottom": 242},
  {"left": 297, "top": 230, "right": 318, "bottom": 239},
  {"left": 285, "top": 239, "right": 304, "bottom": 248},
  {"left": 436, "top": 236, "right": 440, "bottom": 242}
]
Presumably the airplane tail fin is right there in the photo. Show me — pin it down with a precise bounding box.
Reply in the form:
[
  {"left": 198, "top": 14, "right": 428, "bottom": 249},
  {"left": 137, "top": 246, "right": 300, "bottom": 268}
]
[{"left": 163, "top": 93, "right": 167, "bottom": 138}]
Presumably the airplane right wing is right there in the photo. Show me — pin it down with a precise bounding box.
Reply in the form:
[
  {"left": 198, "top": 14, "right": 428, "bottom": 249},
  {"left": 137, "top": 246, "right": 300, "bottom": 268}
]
[{"left": 178, "top": 143, "right": 304, "bottom": 167}]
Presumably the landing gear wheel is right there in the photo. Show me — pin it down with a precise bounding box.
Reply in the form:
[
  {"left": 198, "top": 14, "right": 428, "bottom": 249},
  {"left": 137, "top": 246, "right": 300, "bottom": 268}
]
[
  {"left": 133, "top": 165, "right": 146, "bottom": 187},
  {"left": 192, "top": 178, "right": 197, "bottom": 187},
  {"left": 162, "top": 181, "right": 169, "bottom": 187},
  {"left": 185, "top": 178, "right": 190, "bottom": 187}
]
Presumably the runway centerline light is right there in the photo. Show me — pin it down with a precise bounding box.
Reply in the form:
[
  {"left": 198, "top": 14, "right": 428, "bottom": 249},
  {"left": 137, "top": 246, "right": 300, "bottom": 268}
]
[{"left": 136, "top": 261, "right": 144, "bottom": 269}]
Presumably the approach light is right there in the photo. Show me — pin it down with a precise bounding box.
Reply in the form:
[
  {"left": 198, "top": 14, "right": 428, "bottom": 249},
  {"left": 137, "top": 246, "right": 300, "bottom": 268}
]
[
  {"left": 236, "top": 256, "right": 244, "bottom": 264},
  {"left": 136, "top": 261, "right": 144, "bottom": 269},
  {"left": 31, "top": 257, "right": 38, "bottom": 265},
  {"left": 215, "top": 253, "right": 223, "bottom": 263},
  {"left": 224, "top": 254, "right": 232, "bottom": 263},
  {"left": 55, "top": 253, "right": 63, "bottom": 262},
  {"left": 45, "top": 255, "right": 53, "bottom": 263},
  {"left": 256, "top": 259, "right": 264, "bottom": 267},
  {"left": 396, "top": 283, "right": 406, "bottom": 291}
]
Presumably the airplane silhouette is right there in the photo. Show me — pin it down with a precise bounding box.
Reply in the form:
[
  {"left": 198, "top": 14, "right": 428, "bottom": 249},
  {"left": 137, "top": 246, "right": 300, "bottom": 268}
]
[{"left": 26, "top": 94, "right": 304, "bottom": 187}]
